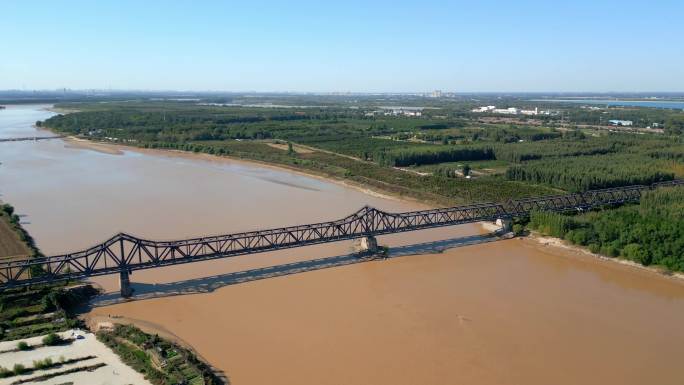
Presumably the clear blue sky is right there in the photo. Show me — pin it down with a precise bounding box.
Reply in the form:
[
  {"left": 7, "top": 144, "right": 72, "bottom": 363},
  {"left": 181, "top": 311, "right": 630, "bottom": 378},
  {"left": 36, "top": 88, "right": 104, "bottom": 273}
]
[{"left": 2, "top": 0, "right": 683, "bottom": 92}]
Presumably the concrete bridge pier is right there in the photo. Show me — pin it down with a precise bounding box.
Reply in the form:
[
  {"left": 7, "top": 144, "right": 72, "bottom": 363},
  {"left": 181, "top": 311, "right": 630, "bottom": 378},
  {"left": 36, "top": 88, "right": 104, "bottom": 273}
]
[
  {"left": 495, "top": 218, "right": 513, "bottom": 233},
  {"left": 119, "top": 269, "right": 133, "bottom": 298},
  {"left": 360, "top": 236, "right": 379, "bottom": 254}
]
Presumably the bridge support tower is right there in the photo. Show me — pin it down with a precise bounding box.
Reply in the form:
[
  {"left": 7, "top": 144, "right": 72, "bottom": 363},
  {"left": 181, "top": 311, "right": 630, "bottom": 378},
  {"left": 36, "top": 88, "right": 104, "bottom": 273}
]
[
  {"left": 119, "top": 269, "right": 133, "bottom": 298},
  {"left": 360, "top": 236, "right": 378, "bottom": 254},
  {"left": 495, "top": 218, "right": 512, "bottom": 233}
]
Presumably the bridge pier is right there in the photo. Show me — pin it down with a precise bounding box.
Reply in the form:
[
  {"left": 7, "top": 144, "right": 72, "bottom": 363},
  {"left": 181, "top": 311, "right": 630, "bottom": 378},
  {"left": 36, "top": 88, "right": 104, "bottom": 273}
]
[
  {"left": 495, "top": 218, "right": 512, "bottom": 233},
  {"left": 119, "top": 269, "right": 133, "bottom": 298},
  {"left": 360, "top": 236, "right": 378, "bottom": 254}
]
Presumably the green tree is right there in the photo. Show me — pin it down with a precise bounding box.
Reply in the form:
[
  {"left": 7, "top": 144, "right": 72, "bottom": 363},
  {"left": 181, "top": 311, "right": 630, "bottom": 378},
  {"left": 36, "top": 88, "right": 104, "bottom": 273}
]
[
  {"left": 462, "top": 164, "right": 471, "bottom": 177},
  {"left": 664, "top": 115, "right": 684, "bottom": 135}
]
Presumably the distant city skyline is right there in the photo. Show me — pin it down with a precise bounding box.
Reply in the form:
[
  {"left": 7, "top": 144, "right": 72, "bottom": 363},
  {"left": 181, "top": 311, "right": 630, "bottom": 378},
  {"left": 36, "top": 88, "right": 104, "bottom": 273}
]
[{"left": 2, "top": 0, "right": 683, "bottom": 92}]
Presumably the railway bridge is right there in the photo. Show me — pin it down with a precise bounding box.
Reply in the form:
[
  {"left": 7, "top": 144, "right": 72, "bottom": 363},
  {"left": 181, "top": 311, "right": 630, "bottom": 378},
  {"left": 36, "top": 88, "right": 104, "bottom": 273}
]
[
  {"left": 0, "top": 135, "right": 65, "bottom": 142},
  {"left": 1, "top": 180, "right": 682, "bottom": 297}
]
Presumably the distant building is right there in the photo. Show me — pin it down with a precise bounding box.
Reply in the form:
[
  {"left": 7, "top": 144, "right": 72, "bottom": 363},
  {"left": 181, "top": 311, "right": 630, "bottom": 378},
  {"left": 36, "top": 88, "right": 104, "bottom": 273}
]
[
  {"left": 430, "top": 90, "right": 442, "bottom": 98},
  {"left": 381, "top": 107, "right": 423, "bottom": 117},
  {"left": 492, "top": 107, "right": 519, "bottom": 115},
  {"left": 471, "top": 106, "right": 496, "bottom": 113},
  {"left": 471, "top": 105, "right": 551, "bottom": 116},
  {"left": 608, "top": 120, "right": 633, "bottom": 126}
]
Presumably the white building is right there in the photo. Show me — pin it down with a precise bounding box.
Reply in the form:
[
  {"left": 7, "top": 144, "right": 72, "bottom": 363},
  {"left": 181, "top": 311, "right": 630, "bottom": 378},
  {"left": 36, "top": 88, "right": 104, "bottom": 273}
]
[
  {"left": 381, "top": 107, "right": 422, "bottom": 117},
  {"left": 492, "top": 107, "right": 519, "bottom": 115},
  {"left": 608, "top": 120, "right": 633, "bottom": 126},
  {"left": 471, "top": 105, "right": 496, "bottom": 113}
]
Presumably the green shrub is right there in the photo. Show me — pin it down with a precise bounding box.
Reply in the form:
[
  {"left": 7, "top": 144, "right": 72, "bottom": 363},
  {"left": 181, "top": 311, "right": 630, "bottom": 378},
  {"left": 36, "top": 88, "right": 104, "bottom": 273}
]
[
  {"left": 529, "top": 210, "right": 573, "bottom": 238},
  {"left": 564, "top": 228, "right": 592, "bottom": 246},
  {"left": 33, "top": 358, "right": 53, "bottom": 370},
  {"left": 588, "top": 243, "right": 601, "bottom": 254},
  {"left": 17, "top": 341, "right": 30, "bottom": 350},
  {"left": 0, "top": 366, "right": 11, "bottom": 378},
  {"left": 600, "top": 243, "right": 620, "bottom": 258},
  {"left": 512, "top": 224, "right": 524, "bottom": 236},
  {"left": 12, "top": 363, "right": 26, "bottom": 375},
  {"left": 621, "top": 243, "right": 650, "bottom": 265},
  {"left": 42, "top": 332, "right": 63, "bottom": 346}
]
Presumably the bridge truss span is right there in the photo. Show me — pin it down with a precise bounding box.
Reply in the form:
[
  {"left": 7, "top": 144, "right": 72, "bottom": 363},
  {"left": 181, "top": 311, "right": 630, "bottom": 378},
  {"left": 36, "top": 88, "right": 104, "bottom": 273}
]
[{"left": 1, "top": 179, "right": 682, "bottom": 289}]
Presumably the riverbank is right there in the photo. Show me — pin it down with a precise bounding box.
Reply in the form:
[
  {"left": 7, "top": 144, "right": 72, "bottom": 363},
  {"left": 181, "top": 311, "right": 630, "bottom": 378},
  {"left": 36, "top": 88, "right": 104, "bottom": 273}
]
[
  {"left": 59, "top": 135, "right": 421, "bottom": 205},
  {"left": 485, "top": 218, "right": 684, "bottom": 282},
  {"left": 0, "top": 205, "right": 31, "bottom": 261},
  {"left": 84, "top": 314, "right": 200, "bottom": 355},
  {"left": 526, "top": 231, "right": 684, "bottom": 282},
  {"left": 45, "top": 106, "right": 80, "bottom": 115}
]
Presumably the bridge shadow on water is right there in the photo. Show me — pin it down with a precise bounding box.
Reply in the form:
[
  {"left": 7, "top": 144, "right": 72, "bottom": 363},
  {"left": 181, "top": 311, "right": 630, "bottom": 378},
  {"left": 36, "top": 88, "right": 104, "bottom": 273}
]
[{"left": 89, "top": 233, "right": 504, "bottom": 307}]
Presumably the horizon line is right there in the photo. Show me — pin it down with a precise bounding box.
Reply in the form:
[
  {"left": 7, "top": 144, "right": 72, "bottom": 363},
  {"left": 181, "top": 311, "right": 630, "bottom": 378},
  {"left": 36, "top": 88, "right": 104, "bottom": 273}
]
[{"left": 2, "top": 89, "right": 684, "bottom": 96}]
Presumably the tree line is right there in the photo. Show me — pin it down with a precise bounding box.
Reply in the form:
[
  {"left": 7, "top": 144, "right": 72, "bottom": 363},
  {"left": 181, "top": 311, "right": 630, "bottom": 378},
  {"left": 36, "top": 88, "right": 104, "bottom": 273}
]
[
  {"left": 526, "top": 187, "right": 684, "bottom": 271},
  {"left": 505, "top": 154, "right": 675, "bottom": 191}
]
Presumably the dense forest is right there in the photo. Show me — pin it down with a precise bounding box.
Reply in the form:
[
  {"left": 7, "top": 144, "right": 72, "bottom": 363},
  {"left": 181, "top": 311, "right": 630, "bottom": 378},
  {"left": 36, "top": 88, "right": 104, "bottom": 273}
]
[
  {"left": 527, "top": 187, "right": 684, "bottom": 271},
  {"left": 505, "top": 154, "right": 675, "bottom": 191}
]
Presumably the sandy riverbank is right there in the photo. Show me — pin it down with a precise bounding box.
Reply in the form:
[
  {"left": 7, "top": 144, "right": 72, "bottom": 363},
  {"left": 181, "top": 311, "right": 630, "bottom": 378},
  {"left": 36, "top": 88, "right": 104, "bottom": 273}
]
[
  {"left": 62, "top": 136, "right": 125, "bottom": 155},
  {"left": 0, "top": 330, "right": 151, "bottom": 385},
  {"left": 58, "top": 135, "right": 419, "bottom": 204},
  {"left": 526, "top": 231, "right": 684, "bottom": 282},
  {"left": 45, "top": 106, "right": 80, "bottom": 114}
]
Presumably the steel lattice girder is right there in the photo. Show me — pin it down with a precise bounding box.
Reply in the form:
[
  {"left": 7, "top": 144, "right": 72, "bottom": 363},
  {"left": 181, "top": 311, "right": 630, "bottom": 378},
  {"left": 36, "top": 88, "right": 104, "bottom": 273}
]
[{"left": 1, "top": 180, "right": 681, "bottom": 288}]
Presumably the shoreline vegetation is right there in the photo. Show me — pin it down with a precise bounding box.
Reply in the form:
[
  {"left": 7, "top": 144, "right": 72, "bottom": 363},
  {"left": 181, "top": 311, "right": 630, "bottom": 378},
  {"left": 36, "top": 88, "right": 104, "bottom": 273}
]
[
  {"left": 0, "top": 204, "right": 41, "bottom": 261},
  {"left": 96, "top": 323, "right": 226, "bottom": 385},
  {"left": 63, "top": 136, "right": 407, "bottom": 203},
  {"left": 520, "top": 187, "right": 684, "bottom": 272},
  {"left": 526, "top": 233, "right": 684, "bottom": 282}
]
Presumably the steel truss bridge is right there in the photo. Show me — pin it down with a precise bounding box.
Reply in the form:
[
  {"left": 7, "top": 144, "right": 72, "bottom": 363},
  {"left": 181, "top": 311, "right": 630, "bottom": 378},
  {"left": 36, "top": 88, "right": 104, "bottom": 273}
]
[
  {"left": 0, "top": 135, "right": 65, "bottom": 143},
  {"left": 1, "top": 179, "right": 682, "bottom": 293}
]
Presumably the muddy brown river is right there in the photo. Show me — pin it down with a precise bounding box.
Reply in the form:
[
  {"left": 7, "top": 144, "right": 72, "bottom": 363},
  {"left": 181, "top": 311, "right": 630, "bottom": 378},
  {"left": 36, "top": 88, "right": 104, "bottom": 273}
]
[{"left": 2, "top": 105, "right": 684, "bottom": 385}]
